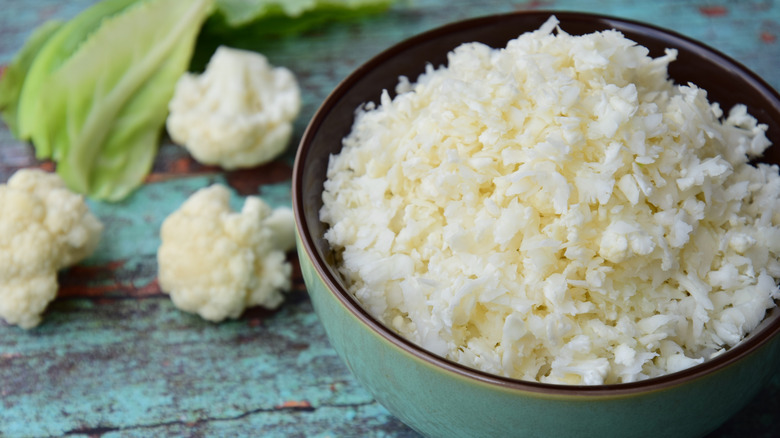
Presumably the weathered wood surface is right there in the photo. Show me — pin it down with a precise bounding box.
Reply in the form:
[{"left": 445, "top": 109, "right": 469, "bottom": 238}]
[{"left": 1, "top": 0, "right": 779, "bottom": 436}]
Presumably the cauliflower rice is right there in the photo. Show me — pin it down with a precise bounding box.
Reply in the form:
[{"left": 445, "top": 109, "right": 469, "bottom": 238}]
[{"left": 320, "top": 17, "right": 780, "bottom": 385}]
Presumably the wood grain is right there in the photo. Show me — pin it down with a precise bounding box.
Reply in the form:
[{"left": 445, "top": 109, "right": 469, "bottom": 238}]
[{"left": 1, "top": 1, "right": 779, "bottom": 436}]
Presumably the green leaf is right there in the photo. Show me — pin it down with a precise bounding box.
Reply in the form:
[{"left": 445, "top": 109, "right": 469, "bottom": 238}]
[
  {"left": 23, "top": 0, "right": 215, "bottom": 201},
  {"left": 0, "top": 20, "right": 63, "bottom": 137},
  {"left": 215, "top": 0, "right": 302, "bottom": 27},
  {"left": 193, "top": 0, "right": 394, "bottom": 71},
  {"left": 17, "top": 0, "right": 140, "bottom": 156},
  {"left": 209, "top": 0, "right": 394, "bottom": 31}
]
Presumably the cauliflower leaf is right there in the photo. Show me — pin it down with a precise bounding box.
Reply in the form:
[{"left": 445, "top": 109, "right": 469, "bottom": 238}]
[
  {"left": 15, "top": 0, "right": 138, "bottom": 149},
  {"left": 211, "top": 0, "right": 395, "bottom": 31},
  {"left": 13, "top": 0, "right": 215, "bottom": 201},
  {"left": 0, "top": 20, "right": 63, "bottom": 137}
]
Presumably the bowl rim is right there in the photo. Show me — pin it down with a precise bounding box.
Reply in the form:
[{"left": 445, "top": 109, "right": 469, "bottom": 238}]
[{"left": 292, "top": 10, "right": 780, "bottom": 396}]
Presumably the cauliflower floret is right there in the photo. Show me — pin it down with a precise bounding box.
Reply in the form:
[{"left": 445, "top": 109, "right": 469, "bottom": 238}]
[
  {"left": 157, "top": 184, "right": 296, "bottom": 322},
  {"left": 0, "top": 169, "right": 103, "bottom": 329},
  {"left": 166, "top": 46, "right": 301, "bottom": 169}
]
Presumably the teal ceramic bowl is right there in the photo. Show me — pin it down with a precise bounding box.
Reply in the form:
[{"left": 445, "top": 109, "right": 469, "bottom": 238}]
[{"left": 292, "top": 11, "right": 780, "bottom": 438}]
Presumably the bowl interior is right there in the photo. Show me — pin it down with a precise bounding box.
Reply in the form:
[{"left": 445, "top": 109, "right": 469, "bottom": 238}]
[{"left": 294, "top": 11, "right": 780, "bottom": 391}]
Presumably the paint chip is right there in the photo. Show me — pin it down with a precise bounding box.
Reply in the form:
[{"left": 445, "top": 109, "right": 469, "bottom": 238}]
[{"left": 699, "top": 5, "right": 728, "bottom": 17}]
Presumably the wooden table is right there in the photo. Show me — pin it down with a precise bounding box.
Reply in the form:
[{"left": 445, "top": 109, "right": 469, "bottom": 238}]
[{"left": 1, "top": 1, "right": 778, "bottom": 436}]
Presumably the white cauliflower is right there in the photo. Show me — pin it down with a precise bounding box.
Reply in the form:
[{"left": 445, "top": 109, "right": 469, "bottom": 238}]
[
  {"left": 166, "top": 46, "right": 301, "bottom": 169},
  {"left": 321, "top": 17, "right": 780, "bottom": 384},
  {"left": 157, "top": 184, "right": 296, "bottom": 322},
  {"left": 0, "top": 169, "right": 103, "bottom": 329}
]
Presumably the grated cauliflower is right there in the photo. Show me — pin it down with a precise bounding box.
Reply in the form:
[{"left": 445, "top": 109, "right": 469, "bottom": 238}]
[
  {"left": 157, "top": 184, "right": 296, "bottom": 322},
  {"left": 0, "top": 169, "right": 103, "bottom": 329},
  {"left": 166, "top": 46, "right": 301, "bottom": 169},
  {"left": 320, "top": 16, "right": 780, "bottom": 384}
]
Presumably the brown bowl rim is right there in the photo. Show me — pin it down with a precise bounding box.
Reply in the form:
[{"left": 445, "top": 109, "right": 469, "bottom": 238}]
[{"left": 292, "top": 10, "right": 780, "bottom": 396}]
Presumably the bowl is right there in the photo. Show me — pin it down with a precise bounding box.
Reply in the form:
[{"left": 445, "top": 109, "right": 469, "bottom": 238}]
[{"left": 292, "top": 11, "right": 780, "bottom": 438}]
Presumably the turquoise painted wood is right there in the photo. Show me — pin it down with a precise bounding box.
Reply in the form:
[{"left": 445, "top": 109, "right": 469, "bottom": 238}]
[{"left": 1, "top": 1, "right": 779, "bottom": 436}]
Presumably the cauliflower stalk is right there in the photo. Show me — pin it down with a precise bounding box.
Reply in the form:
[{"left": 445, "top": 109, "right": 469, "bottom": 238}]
[
  {"left": 166, "top": 46, "right": 301, "bottom": 169},
  {"left": 0, "top": 169, "right": 103, "bottom": 329},
  {"left": 157, "top": 184, "right": 296, "bottom": 322}
]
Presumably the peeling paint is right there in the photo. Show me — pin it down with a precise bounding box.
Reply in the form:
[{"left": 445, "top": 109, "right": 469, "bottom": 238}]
[
  {"left": 1, "top": 1, "right": 779, "bottom": 437},
  {"left": 699, "top": 5, "right": 728, "bottom": 17}
]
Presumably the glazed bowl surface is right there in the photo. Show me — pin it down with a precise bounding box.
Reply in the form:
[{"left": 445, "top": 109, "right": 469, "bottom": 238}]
[{"left": 292, "top": 11, "right": 780, "bottom": 438}]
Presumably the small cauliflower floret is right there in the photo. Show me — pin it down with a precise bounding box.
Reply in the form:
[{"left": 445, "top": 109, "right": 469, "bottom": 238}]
[
  {"left": 166, "top": 46, "right": 301, "bottom": 169},
  {"left": 0, "top": 169, "right": 103, "bottom": 329},
  {"left": 157, "top": 184, "right": 296, "bottom": 322}
]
